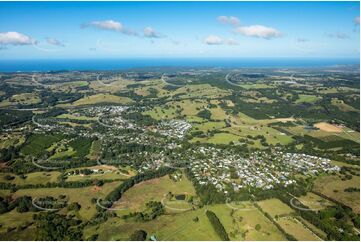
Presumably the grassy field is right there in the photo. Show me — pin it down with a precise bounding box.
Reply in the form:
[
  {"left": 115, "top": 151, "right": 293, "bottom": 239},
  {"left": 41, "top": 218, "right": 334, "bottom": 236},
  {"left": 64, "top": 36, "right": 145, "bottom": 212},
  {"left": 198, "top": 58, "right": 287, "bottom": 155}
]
[
  {"left": 285, "top": 125, "right": 360, "bottom": 143},
  {"left": 192, "top": 121, "right": 226, "bottom": 132},
  {"left": 0, "top": 209, "right": 36, "bottom": 234},
  {"left": 143, "top": 105, "right": 178, "bottom": 120},
  {"left": 70, "top": 94, "right": 133, "bottom": 106},
  {"left": 209, "top": 106, "right": 228, "bottom": 120},
  {"left": 14, "top": 181, "right": 121, "bottom": 220},
  {"left": 295, "top": 94, "right": 321, "bottom": 104},
  {"left": 177, "top": 99, "right": 207, "bottom": 116},
  {"left": 313, "top": 174, "right": 360, "bottom": 213},
  {"left": 0, "top": 171, "right": 61, "bottom": 185},
  {"left": 56, "top": 113, "right": 97, "bottom": 121},
  {"left": 207, "top": 132, "right": 242, "bottom": 144},
  {"left": 50, "top": 146, "right": 76, "bottom": 160},
  {"left": 191, "top": 132, "right": 241, "bottom": 145},
  {"left": 277, "top": 216, "right": 321, "bottom": 241},
  {"left": 209, "top": 203, "right": 286, "bottom": 241},
  {"left": 240, "top": 83, "right": 274, "bottom": 89},
  {"left": 86, "top": 139, "right": 102, "bottom": 160},
  {"left": 169, "top": 84, "right": 230, "bottom": 99},
  {"left": 331, "top": 98, "right": 358, "bottom": 112},
  {"left": 0, "top": 93, "right": 41, "bottom": 107},
  {"left": 296, "top": 192, "right": 334, "bottom": 211},
  {"left": 257, "top": 198, "right": 295, "bottom": 218},
  {"left": 112, "top": 172, "right": 196, "bottom": 212},
  {"left": 297, "top": 217, "right": 327, "bottom": 239},
  {"left": 65, "top": 170, "right": 129, "bottom": 182},
  {"left": 83, "top": 207, "right": 220, "bottom": 241}
]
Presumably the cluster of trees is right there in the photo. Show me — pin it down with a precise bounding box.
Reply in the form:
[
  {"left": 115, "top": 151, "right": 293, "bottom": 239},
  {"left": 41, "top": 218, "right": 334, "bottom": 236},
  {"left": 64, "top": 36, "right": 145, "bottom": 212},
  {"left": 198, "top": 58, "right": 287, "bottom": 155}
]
[
  {"left": 68, "top": 137, "right": 93, "bottom": 159},
  {"left": 35, "top": 196, "right": 67, "bottom": 210},
  {"left": 123, "top": 201, "right": 164, "bottom": 222},
  {"left": 123, "top": 112, "right": 157, "bottom": 126},
  {"left": 38, "top": 91, "right": 82, "bottom": 107},
  {"left": 0, "top": 178, "right": 115, "bottom": 192},
  {"left": 0, "top": 109, "right": 33, "bottom": 128},
  {"left": 33, "top": 212, "right": 82, "bottom": 240},
  {"left": 0, "top": 195, "right": 38, "bottom": 214},
  {"left": 68, "top": 168, "right": 94, "bottom": 176},
  {"left": 206, "top": 210, "right": 230, "bottom": 241},
  {"left": 0, "top": 145, "right": 20, "bottom": 163},
  {"left": 129, "top": 230, "right": 147, "bottom": 241},
  {"left": 197, "top": 109, "right": 212, "bottom": 120},
  {"left": 344, "top": 187, "right": 360, "bottom": 192},
  {"left": 186, "top": 168, "right": 226, "bottom": 204}
]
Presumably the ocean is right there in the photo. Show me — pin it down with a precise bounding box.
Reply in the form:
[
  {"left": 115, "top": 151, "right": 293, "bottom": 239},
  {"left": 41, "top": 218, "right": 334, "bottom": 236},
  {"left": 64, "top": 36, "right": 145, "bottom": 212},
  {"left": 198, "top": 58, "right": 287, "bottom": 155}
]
[{"left": 0, "top": 58, "right": 359, "bottom": 72}]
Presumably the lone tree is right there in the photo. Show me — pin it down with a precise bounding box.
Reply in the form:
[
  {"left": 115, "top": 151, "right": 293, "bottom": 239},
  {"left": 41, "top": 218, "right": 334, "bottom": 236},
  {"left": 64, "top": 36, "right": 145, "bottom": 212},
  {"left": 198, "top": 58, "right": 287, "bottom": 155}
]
[{"left": 130, "top": 230, "right": 147, "bottom": 241}]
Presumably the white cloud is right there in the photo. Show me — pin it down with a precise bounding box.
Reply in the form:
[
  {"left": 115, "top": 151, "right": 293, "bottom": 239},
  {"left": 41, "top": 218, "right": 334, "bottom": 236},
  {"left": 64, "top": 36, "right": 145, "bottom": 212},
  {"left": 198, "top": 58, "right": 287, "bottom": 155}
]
[
  {"left": 82, "top": 20, "right": 137, "bottom": 36},
  {"left": 325, "top": 32, "right": 350, "bottom": 39},
  {"left": 143, "top": 27, "right": 163, "bottom": 38},
  {"left": 217, "top": 16, "right": 241, "bottom": 26},
  {"left": 205, "top": 35, "right": 223, "bottom": 45},
  {"left": 46, "top": 37, "right": 65, "bottom": 47},
  {"left": 204, "top": 35, "right": 240, "bottom": 46},
  {"left": 0, "top": 32, "right": 37, "bottom": 46},
  {"left": 235, "top": 25, "right": 282, "bottom": 39},
  {"left": 354, "top": 16, "right": 360, "bottom": 25}
]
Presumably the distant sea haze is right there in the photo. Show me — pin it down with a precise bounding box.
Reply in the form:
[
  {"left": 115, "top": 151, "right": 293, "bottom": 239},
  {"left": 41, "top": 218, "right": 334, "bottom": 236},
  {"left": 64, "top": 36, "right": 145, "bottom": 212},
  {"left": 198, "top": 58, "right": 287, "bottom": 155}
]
[{"left": 0, "top": 58, "right": 359, "bottom": 72}]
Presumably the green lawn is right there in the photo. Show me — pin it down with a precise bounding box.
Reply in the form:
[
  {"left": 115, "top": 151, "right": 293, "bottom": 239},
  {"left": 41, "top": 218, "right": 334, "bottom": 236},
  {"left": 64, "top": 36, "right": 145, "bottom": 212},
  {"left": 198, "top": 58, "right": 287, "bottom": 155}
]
[
  {"left": 295, "top": 94, "right": 321, "bottom": 104},
  {"left": 83, "top": 207, "right": 220, "bottom": 241},
  {"left": 113, "top": 172, "right": 196, "bottom": 212},
  {"left": 14, "top": 181, "right": 121, "bottom": 220},
  {"left": 257, "top": 198, "right": 295, "bottom": 218},
  {"left": 209, "top": 203, "right": 286, "bottom": 241},
  {"left": 277, "top": 216, "right": 321, "bottom": 241},
  {"left": 0, "top": 171, "right": 61, "bottom": 185}
]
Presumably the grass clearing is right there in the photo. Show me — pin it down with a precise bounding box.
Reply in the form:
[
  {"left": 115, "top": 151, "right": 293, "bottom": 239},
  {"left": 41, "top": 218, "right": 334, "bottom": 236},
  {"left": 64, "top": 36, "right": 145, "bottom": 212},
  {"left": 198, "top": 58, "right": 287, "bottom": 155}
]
[
  {"left": 0, "top": 93, "right": 41, "bottom": 107},
  {"left": 313, "top": 174, "right": 360, "bottom": 213},
  {"left": 143, "top": 105, "right": 178, "bottom": 120},
  {"left": 240, "top": 84, "right": 274, "bottom": 89},
  {"left": 192, "top": 121, "right": 226, "bottom": 132},
  {"left": 56, "top": 113, "right": 97, "bottom": 121},
  {"left": 277, "top": 216, "right": 321, "bottom": 241},
  {"left": 331, "top": 98, "right": 358, "bottom": 112},
  {"left": 83, "top": 207, "right": 220, "bottom": 241},
  {"left": 314, "top": 122, "right": 342, "bottom": 133},
  {"left": 87, "top": 139, "right": 102, "bottom": 160},
  {"left": 0, "top": 209, "right": 36, "bottom": 234},
  {"left": 257, "top": 198, "right": 295, "bottom": 218},
  {"left": 296, "top": 192, "right": 334, "bottom": 211},
  {"left": 295, "top": 94, "right": 321, "bottom": 104},
  {"left": 70, "top": 94, "right": 133, "bottom": 106},
  {"left": 14, "top": 181, "right": 121, "bottom": 220},
  {"left": 113, "top": 172, "right": 195, "bottom": 212},
  {"left": 209, "top": 203, "right": 286, "bottom": 241},
  {"left": 0, "top": 171, "right": 61, "bottom": 185}
]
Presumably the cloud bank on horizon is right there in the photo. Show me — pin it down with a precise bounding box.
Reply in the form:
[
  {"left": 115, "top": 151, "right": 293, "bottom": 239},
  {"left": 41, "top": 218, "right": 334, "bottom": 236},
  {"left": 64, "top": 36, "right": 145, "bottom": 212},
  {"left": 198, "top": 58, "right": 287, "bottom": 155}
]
[{"left": 0, "top": 1, "right": 359, "bottom": 59}]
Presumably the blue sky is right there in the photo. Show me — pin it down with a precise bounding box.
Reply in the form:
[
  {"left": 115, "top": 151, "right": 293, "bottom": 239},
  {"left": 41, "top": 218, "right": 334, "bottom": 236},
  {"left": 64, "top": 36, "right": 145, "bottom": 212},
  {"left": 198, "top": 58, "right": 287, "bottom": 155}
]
[{"left": 0, "top": 1, "right": 359, "bottom": 59}]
